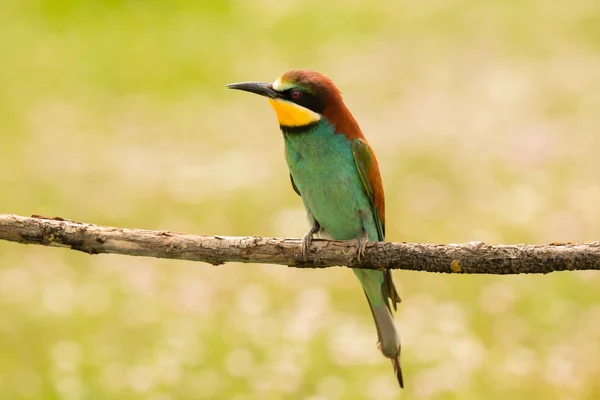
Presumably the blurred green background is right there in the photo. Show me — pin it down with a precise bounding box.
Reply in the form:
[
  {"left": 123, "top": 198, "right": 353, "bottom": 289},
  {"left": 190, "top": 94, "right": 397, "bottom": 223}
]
[{"left": 1, "top": 0, "right": 600, "bottom": 399}]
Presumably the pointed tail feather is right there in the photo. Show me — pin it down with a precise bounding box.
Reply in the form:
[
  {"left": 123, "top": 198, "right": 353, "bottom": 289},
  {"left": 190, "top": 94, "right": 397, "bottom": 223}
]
[
  {"left": 367, "top": 295, "right": 403, "bottom": 388},
  {"left": 354, "top": 268, "right": 403, "bottom": 388},
  {"left": 392, "top": 355, "right": 404, "bottom": 388}
]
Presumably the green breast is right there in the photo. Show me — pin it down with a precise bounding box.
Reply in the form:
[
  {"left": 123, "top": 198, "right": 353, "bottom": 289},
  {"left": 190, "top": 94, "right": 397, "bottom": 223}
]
[{"left": 283, "top": 120, "right": 377, "bottom": 241}]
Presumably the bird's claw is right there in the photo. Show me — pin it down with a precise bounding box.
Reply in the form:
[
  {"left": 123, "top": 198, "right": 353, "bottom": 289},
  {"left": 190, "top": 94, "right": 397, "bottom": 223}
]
[
  {"left": 301, "top": 232, "right": 313, "bottom": 260},
  {"left": 356, "top": 231, "right": 369, "bottom": 262},
  {"left": 300, "top": 220, "right": 320, "bottom": 260}
]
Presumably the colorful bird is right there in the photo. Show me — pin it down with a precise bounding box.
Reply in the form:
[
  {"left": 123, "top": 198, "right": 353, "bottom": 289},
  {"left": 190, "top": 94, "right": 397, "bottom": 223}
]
[{"left": 227, "top": 70, "right": 403, "bottom": 388}]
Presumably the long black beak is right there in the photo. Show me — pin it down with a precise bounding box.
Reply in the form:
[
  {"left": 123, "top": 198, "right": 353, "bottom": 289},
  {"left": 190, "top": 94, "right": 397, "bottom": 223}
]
[{"left": 226, "top": 81, "right": 281, "bottom": 99}]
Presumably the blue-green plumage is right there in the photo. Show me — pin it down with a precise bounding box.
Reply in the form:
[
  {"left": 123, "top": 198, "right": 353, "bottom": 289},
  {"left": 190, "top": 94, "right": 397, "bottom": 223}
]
[
  {"left": 284, "top": 120, "right": 377, "bottom": 241},
  {"left": 227, "top": 69, "right": 403, "bottom": 388},
  {"left": 284, "top": 119, "right": 388, "bottom": 309}
]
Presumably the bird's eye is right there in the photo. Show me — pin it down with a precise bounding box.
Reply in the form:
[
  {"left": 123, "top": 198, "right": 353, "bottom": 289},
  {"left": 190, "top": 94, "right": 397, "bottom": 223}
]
[{"left": 290, "top": 89, "right": 302, "bottom": 100}]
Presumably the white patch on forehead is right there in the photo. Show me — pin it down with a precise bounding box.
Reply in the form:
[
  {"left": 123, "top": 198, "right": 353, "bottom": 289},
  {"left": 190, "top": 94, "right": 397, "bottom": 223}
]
[
  {"left": 272, "top": 77, "right": 283, "bottom": 90},
  {"left": 272, "top": 77, "right": 294, "bottom": 91}
]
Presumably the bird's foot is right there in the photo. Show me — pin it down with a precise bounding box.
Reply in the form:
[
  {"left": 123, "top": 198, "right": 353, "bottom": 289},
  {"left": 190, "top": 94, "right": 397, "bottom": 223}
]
[
  {"left": 356, "top": 230, "right": 369, "bottom": 262},
  {"left": 301, "top": 232, "right": 313, "bottom": 259},
  {"left": 301, "top": 221, "right": 321, "bottom": 260}
]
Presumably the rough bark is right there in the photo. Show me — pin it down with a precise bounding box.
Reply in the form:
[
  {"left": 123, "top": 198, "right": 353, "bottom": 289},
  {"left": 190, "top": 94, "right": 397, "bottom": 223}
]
[{"left": 0, "top": 214, "right": 599, "bottom": 274}]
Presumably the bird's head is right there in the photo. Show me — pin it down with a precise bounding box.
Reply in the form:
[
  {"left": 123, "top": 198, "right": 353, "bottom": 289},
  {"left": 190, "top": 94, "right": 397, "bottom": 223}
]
[{"left": 227, "top": 70, "right": 362, "bottom": 137}]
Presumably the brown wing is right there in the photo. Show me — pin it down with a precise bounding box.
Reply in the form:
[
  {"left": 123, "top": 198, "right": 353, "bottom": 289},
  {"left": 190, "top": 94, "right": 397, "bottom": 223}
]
[
  {"left": 352, "top": 139, "right": 401, "bottom": 309},
  {"left": 351, "top": 139, "right": 385, "bottom": 240}
]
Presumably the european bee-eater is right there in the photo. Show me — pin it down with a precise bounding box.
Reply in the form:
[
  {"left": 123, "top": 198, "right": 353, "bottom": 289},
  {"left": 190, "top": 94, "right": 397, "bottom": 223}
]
[{"left": 227, "top": 70, "right": 403, "bottom": 388}]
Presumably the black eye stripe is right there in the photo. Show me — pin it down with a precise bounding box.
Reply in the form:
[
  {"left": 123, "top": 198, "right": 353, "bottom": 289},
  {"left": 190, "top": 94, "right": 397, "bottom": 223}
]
[{"left": 283, "top": 89, "right": 325, "bottom": 114}]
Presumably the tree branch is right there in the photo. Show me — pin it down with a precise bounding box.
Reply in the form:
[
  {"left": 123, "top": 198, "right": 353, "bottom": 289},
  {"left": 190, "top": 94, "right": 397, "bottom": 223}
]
[{"left": 0, "top": 214, "right": 599, "bottom": 274}]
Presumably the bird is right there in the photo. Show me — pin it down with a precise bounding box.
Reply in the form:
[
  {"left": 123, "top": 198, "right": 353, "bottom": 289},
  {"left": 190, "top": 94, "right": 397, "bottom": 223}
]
[{"left": 227, "top": 70, "right": 403, "bottom": 388}]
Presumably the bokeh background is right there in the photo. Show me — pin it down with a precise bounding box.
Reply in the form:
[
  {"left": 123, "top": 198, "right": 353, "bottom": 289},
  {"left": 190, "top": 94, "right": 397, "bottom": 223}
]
[{"left": 1, "top": 1, "right": 600, "bottom": 399}]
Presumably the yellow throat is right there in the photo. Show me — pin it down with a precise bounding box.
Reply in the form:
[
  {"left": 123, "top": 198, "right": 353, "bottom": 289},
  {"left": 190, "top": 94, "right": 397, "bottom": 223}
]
[{"left": 267, "top": 98, "right": 321, "bottom": 127}]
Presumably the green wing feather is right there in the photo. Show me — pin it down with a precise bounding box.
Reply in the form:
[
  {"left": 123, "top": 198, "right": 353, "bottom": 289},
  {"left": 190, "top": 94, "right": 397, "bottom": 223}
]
[
  {"left": 290, "top": 174, "right": 301, "bottom": 196},
  {"left": 351, "top": 138, "right": 385, "bottom": 241},
  {"left": 351, "top": 138, "right": 400, "bottom": 309}
]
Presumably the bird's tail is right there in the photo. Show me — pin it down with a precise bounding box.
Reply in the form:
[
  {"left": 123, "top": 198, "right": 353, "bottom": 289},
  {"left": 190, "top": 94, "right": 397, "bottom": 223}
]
[
  {"left": 354, "top": 269, "right": 403, "bottom": 388},
  {"left": 369, "top": 296, "right": 403, "bottom": 388}
]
